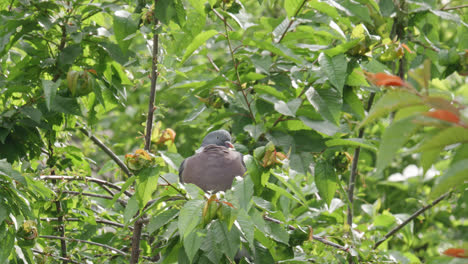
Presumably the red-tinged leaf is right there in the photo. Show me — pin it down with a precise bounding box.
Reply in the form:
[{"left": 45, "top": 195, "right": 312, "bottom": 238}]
[
  {"left": 87, "top": 69, "right": 97, "bottom": 75},
  {"left": 364, "top": 71, "right": 407, "bottom": 87},
  {"left": 222, "top": 201, "right": 235, "bottom": 208},
  {"left": 401, "top": 43, "right": 413, "bottom": 53},
  {"left": 425, "top": 109, "right": 460, "bottom": 124},
  {"left": 443, "top": 248, "right": 468, "bottom": 258}
]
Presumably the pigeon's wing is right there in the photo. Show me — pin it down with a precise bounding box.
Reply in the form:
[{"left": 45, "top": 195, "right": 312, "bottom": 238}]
[{"left": 178, "top": 158, "right": 186, "bottom": 183}]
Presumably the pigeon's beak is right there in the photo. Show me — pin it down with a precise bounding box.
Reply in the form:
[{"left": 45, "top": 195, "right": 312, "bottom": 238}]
[{"left": 225, "top": 141, "right": 235, "bottom": 149}]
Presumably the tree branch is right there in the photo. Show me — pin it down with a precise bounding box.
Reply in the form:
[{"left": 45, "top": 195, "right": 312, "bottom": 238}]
[
  {"left": 263, "top": 215, "right": 348, "bottom": 251},
  {"left": 40, "top": 235, "right": 129, "bottom": 256},
  {"left": 32, "top": 249, "right": 80, "bottom": 264},
  {"left": 131, "top": 2, "right": 160, "bottom": 262},
  {"left": 440, "top": 4, "right": 468, "bottom": 11},
  {"left": 347, "top": 92, "right": 375, "bottom": 227},
  {"left": 374, "top": 192, "right": 450, "bottom": 249},
  {"left": 40, "top": 175, "right": 133, "bottom": 197},
  {"left": 41, "top": 217, "right": 132, "bottom": 230},
  {"left": 79, "top": 127, "right": 131, "bottom": 176},
  {"left": 276, "top": 0, "right": 307, "bottom": 43}
]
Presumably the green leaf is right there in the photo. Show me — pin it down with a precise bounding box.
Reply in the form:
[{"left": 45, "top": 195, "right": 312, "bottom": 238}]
[
  {"left": 178, "top": 199, "right": 204, "bottom": 237},
  {"left": 305, "top": 87, "right": 342, "bottom": 125},
  {"left": 413, "top": 127, "right": 468, "bottom": 152},
  {"left": 253, "top": 84, "right": 287, "bottom": 100},
  {"left": 324, "top": 38, "right": 361, "bottom": 57},
  {"left": 244, "top": 124, "right": 266, "bottom": 141},
  {"left": 236, "top": 209, "right": 254, "bottom": 247},
  {"left": 58, "top": 44, "right": 82, "bottom": 67},
  {"left": 147, "top": 209, "right": 179, "bottom": 234},
  {"left": 314, "top": 159, "right": 337, "bottom": 206},
  {"left": 309, "top": 0, "right": 339, "bottom": 19},
  {"left": 111, "top": 176, "right": 136, "bottom": 205},
  {"left": 0, "top": 228, "right": 14, "bottom": 263},
  {"left": 326, "top": 138, "right": 377, "bottom": 152},
  {"left": 113, "top": 10, "right": 138, "bottom": 54},
  {"left": 284, "top": 0, "right": 303, "bottom": 18},
  {"left": 187, "top": 0, "right": 205, "bottom": 15},
  {"left": 299, "top": 116, "right": 339, "bottom": 136},
  {"left": 51, "top": 95, "right": 81, "bottom": 116},
  {"left": 376, "top": 117, "right": 419, "bottom": 172},
  {"left": 181, "top": 30, "right": 218, "bottom": 64},
  {"left": 42, "top": 79, "right": 60, "bottom": 111},
  {"left": 274, "top": 98, "right": 302, "bottom": 117},
  {"left": 271, "top": 172, "right": 307, "bottom": 205},
  {"left": 184, "top": 230, "right": 205, "bottom": 262},
  {"left": 343, "top": 87, "right": 365, "bottom": 120},
  {"left": 233, "top": 175, "right": 254, "bottom": 210},
  {"left": 319, "top": 53, "right": 347, "bottom": 94},
  {"left": 267, "top": 221, "right": 290, "bottom": 244},
  {"left": 359, "top": 91, "right": 422, "bottom": 128},
  {"left": 123, "top": 196, "right": 139, "bottom": 224},
  {"left": 431, "top": 159, "right": 468, "bottom": 198}
]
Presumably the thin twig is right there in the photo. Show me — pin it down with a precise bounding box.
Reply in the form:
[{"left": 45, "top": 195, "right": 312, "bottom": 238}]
[
  {"left": 32, "top": 249, "right": 80, "bottom": 264},
  {"left": 222, "top": 12, "right": 256, "bottom": 122},
  {"left": 276, "top": 0, "right": 308, "bottom": 43},
  {"left": 78, "top": 127, "right": 131, "bottom": 176},
  {"left": 40, "top": 175, "right": 133, "bottom": 197},
  {"left": 41, "top": 217, "right": 132, "bottom": 230},
  {"left": 440, "top": 4, "right": 468, "bottom": 11},
  {"left": 374, "top": 192, "right": 450, "bottom": 249},
  {"left": 131, "top": 2, "right": 160, "bottom": 262},
  {"left": 40, "top": 235, "right": 129, "bottom": 256},
  {"left": 212, "top": 9, "right": 233, "bottom": 30},
  {"left": 60, "top": 190, "right": 123, "bottom": 202},
  {"left": 347, "top": 92, "right": 375, "bottom": 227},
  {"left": 263, "top": 215, "right": 348, "bottom": 251}
]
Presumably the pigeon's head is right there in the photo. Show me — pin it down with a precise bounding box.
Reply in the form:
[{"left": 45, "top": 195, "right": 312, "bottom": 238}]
[{"left": 201, "top": 129, "right": 234, "bottom": 148}]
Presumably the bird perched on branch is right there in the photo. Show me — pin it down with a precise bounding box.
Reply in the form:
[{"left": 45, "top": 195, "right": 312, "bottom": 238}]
[{"left": 179, "top": 129, "right": 246, "bottom": 192}]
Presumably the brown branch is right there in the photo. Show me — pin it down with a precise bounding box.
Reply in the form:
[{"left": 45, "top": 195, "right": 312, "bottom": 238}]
[
  {"left": 440, "top": 4, "right": 468, "bottom": 11},
  {"left": 276, "top": 0, "right": 308, "bottom": 43},
  {"left": 131, "top": 2, "right": 160, "bottom": 262},
  {"left": 40, "top": 235, "right": 128, "bottom": 256},
  {"left": 347, "top": 92, "right": 375, "bottom": 227},
  {"left": 374, "top": 192, "right": 450, "bottom": 249},
  {"left": 212, "top": 9, "right": 233, "bottom": 31},
  {"left": 40, "top": 175, "right": 133, "bottom": 197},
  {"left": 263, "top": 215, "right": 348, "bottom": 251},
  {"left": 32, "top": 249, "right": 80, "bottom": 264},
  {"left": 78, "top": 127, "right": 131, "bottom": 176},
  {"left": 221, "top": 12, "right": 256, "bottom": 122},
  {"left": 41, "top": 217, "right": 132, "bottom": 230}
]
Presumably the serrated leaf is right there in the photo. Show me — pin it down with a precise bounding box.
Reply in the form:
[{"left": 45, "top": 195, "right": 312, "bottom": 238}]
[
  {"left": 359, "top": 91, "right": 422, "bottom": 128},
  {"left": 376, "top": 117, "right": 419, "bottom": 172},
  {"left": 299, "top": 116, "right": 339, "bottom": 136},
  {"left": 184, "top": 230, "right": 204, "bottom": 262},
  {"left": 123, "top": 196, "right": 139, "bottom": 224},
  {"left": 42, "top": 79, "right": 60, "bottom": 111},
  {"left": 284, "top": 0, "right": 303, "bottom": 18},
  {"left": 319, "top": 53, "right": 347, "bottom": 94},
  {"left": 431, "top": 159, "right": 468, "bottom": 198},
  {"left": 233, "top": 175, "right": 254, "bottom": 210},
  {"left": 179, "top": 199, "right": 204, "bottom": 237},
  {"left": 314, "top": 159, "right": 337, "bottom": 206},
  {"left": 343, "top": 87, "right": 365, "bottom": 120},
  {"left": 244, "top": 124, "right": 266, "bottom": 141},
  {"left": 147, "top": 209, "right": 179, "bottom": 234},
  {"left": 326, "top": 138, "right": 377, "bottom": 152},
  {"left": 113, "top": 10, "right": 138, "bottom": 54},
  {"left": 305, "top": 87, "right": 342, "bottom": 125},
  {"left": 274, "top": 98, "right": 302, "bottom": 117},
  {"left": 413, "top": 127, "right": 468, "bottom": 152},
  {"left": 236, "top": 209, "right": 254, "bottom": 246},
  {"left": 254, "top": 84, "right": 287, "bottom": 100},
  {"left": 135, "top": 167, "right": 160, "bottom": 208},
  {"left": 181, "top": 30, "right": 218, "bottom": 64}
]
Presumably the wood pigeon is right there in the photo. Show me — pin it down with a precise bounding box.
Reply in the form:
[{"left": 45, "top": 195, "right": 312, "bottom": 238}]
[{"left": 179, "top": 129, "right": 246, "bottom": 192}]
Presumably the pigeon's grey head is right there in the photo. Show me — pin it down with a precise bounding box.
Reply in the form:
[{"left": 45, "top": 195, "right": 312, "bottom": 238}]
[{"left": 200, "top": 129, "right": 233, "bottom": 148}]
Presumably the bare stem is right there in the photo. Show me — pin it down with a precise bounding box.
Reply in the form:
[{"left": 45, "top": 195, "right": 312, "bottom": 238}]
[
  {"left": 440, "top": 4, "right": 468, "bottom": 11},
  {"left": 79, "top": 127, "right": 131, "bottom": 176},
  {"left": 40, "top": 175, "right": 133, "bottom": 197},
  {"left": 263, "top": 215, "right": 348, "bottom": 251},
  {"left": 222, "top": 13, "right": 256, "bottom": 122},
  {"left": 347, "top": 92, "right": 375, "bottom": 227},
  {"left": 40, "top": 235, "right": 128, "bottom": 256},
  {"left": 32, "top": 249, "right": 80, "bottom": 264},
  {"left": 374, "top": 192, "right": 450, "bottom": 249},
  {"left": 276, "top": 0, "right": 307, "bottom": 43}
]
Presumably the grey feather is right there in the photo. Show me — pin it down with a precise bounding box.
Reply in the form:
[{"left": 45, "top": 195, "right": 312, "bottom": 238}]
[{"left": 179, "top": 130, "right": 246, "bottom": 192}]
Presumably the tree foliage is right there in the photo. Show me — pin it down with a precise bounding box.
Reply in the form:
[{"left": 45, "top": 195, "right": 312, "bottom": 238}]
[{"left": 0, "top": 0, "right": 467, "bottom": 263}]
